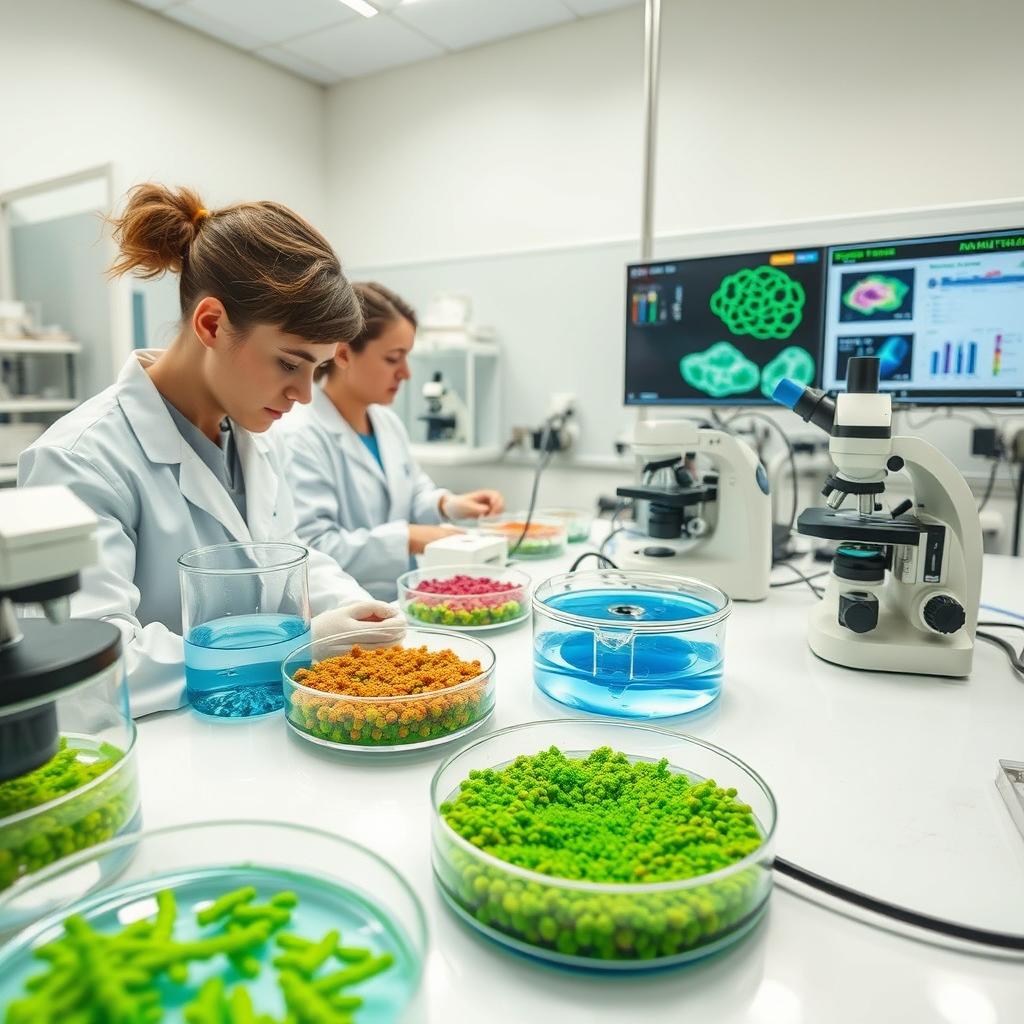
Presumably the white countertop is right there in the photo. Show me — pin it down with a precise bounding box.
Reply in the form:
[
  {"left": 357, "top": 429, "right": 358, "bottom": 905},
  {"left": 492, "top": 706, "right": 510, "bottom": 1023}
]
[{"left": 135, "top": 546, "right": 1024, "bottom": 1024}]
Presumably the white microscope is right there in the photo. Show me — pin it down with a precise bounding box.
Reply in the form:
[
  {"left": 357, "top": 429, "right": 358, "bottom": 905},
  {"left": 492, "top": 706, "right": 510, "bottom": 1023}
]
[
  {"left": 419, "top": 371, "right": 469, "bottom": 444},
  {"left": 0, "top": 485, "right": 124, "bottom": 780},
  {"left": 613, "top": 420, "right": 773, "bottom": 601},
  {"left": 773, "top": 356, "right": 982, "bottom": 676}
]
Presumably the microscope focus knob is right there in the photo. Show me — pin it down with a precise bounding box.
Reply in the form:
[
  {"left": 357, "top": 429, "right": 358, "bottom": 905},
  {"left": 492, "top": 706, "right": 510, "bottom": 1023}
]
[
  {"left": 838, "top": 591, "right": 878, "bottom": 634},
  {"left": 923, "top": 595, "right": 966, "bottom": 635}
]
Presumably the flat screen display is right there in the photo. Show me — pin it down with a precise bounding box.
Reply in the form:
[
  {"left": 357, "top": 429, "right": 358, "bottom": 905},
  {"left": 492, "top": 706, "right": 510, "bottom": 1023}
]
[{"left": 624, "top": 247, "right": 825, "bottom": 405}]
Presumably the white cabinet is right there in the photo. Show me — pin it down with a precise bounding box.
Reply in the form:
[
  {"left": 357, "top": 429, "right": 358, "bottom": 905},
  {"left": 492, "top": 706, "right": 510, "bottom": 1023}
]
[{"left": 0, "top": 338, "right": 81, "bottom": 483}]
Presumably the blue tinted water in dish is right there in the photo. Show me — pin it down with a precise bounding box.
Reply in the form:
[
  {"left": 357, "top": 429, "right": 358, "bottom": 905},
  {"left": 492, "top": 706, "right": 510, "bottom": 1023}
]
[
  {"left": 184, "top": 614, "right": 310, "bottom": 719},
  {"left": 0, "top": 866, "right": 421, "bottom": 1023},
  {"left": 533, "top": 589, "right": 724, "bottom": 718}
]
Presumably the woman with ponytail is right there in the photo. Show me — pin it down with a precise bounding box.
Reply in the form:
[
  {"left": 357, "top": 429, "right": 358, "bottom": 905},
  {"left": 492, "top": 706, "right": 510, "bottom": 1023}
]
[{"left": 18, "top": 184, "right": 400, "bottom": 717}]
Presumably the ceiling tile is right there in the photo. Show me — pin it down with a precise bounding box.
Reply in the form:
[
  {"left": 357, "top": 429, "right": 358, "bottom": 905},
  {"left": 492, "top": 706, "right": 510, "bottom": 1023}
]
[
  {"left": 561, "top": 0, "right": 639, "bottom": 15},
  {"left": 165, "top": 3, "right": 269, "bottom": 49},
  {"left": 393, "top": 0, "right": 572, "bottom": 51},
  {"left": 186, "top": 0, "right": 356, "bottom": 45},
  {"left": 285, "top": 15, "right": 444, "bottom": 78},
  {"left": 256, "top": 45, "right": 340, "bottom": 85}
]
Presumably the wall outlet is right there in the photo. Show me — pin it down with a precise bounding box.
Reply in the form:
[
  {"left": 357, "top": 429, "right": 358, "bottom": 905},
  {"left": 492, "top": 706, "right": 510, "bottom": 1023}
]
[{"left": 548, "top": 392, "right": 575, "bottom": 419}]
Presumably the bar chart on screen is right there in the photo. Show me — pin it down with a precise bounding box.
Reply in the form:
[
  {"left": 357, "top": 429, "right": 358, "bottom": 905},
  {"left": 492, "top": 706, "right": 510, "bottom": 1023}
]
[{"left": 926, "top": 333, "right": 1017, "bottom": 381}]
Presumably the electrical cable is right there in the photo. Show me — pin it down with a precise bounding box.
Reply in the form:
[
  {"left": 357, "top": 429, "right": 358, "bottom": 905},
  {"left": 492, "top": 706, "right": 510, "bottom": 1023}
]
[
  {"left": 1013, "top": 456, "right": 1023, "bottom": 558},
  {"left": 977, "top": 458, "right": 1000, "bottom": 512},
  {"left": 508, "top": 417, "right": 557, "bottom": 559},
  {"left": 975, "top": 626, "right": 1024, "bottom": 675},
  {"left": 981, "top": 602, "right": 1024, "bottom": 621},
  {"left": 769, "top": 569, "right": 829, "bottom": 590},
  {"left": 770, "top": 562, "right": 825, "bottom": 598},
  {"left": 773, "top": 857, "right": 1024, "bottom": 954},
  {"left": 568, "top": 550, "right": 619, "bottom": 572}
]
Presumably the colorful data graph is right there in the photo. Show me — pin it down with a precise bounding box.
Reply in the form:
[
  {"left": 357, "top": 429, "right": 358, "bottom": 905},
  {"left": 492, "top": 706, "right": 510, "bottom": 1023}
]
[
  {"left": 929, "top": 340, "right": 979, "bottom": 377},
  {"left": 928, "top": 336, "right": 1009, "bottom": 378},
  {"left": 630, "top": 285, "right": 683, "bottom": 325},
  {"left": 631, "top": 286, "right": 660, "bottom": 325}
]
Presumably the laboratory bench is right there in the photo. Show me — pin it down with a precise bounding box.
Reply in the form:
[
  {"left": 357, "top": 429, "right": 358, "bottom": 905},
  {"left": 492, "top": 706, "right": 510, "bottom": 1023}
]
[{"left": 132, "top": 547, "right": 1024, "bottom": 1023}]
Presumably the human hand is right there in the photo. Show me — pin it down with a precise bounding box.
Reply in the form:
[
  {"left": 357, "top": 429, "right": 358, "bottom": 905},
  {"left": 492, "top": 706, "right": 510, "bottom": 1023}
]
[
  {"left": 311, "top": 599, "right": 406, "bottom": 643},
  {"left": 408, "top": 524, "right": 462, "bottom": 555},
  {"left": 442, "top": 489, "right": 505, "bottom": 520}
]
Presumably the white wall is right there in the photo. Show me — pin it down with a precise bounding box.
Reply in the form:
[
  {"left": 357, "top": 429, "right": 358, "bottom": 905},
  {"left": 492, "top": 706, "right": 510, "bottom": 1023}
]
[
  {"left": 324, "top": 8, "right": 644, "bottom": 267},
  {"left": 0, "top": 0, "right": 328, "bottom": 218},
  {"left": 324, "top": 0, "right": 1024, "bottom": 552},
  {"left": 1, "top": 0, "right": 330, "bottom": 381},
  {"left": 326, "top": 0, "right": 1024, "bottom": 266}
]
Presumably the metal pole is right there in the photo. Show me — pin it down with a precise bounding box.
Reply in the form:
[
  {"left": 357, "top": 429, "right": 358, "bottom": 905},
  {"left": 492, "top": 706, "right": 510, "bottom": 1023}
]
[{"left": 640, "top": 0, "right": 663, "bottom": 261}]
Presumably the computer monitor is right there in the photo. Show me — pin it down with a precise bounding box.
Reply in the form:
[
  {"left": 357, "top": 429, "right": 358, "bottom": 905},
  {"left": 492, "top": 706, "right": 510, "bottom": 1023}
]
[
  {"left": 822, "top": 228, "right": 1024, "bottom": 404},
  {"left": 624, "top": 246, "right": 825, "bottom": 405}
]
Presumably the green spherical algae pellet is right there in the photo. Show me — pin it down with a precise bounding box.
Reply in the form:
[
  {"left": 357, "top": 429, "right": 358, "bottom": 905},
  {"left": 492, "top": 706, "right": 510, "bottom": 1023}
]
[{"left": 438, "top": 745, "right": 769, "bottom": 964}]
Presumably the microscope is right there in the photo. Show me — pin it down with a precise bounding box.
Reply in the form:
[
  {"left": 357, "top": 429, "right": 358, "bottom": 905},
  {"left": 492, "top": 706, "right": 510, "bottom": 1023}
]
[
  {"left": 0, "top": 486, "right": 123, "bottom": 781},
  {"left": 613, "top": 420, "right": 772, "bottom": 601},
  {"left": 419, "top": 371, "right": 469, "bottom": 443},
  {"left": 774, "top": 356, "right": 982, "bottom": 676}
]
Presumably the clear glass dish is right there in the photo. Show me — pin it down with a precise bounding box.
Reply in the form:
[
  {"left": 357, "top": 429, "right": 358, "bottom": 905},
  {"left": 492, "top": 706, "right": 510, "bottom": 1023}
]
[
  {"left": 472, "top": 514, "right": 568, "bottom": 559},
  {"left": 0, "top": 821, "right": 426, "bottom": 1021},
  {"left": 178, "top": 542, "right": 312, "bottom": 720},
  {"left": 431, "top": 720, "right": 775, "bottom": 971},
  {"left": 0, "top": 659, "right": 141, "bottom": 930},
  {"left": 532, "top": 570, "right": 731, "bottom": 719},
  {"left": 282, "top": 628, "right": 496, "bottom": 752},
  {"left": 397, "top": 565, "right": 531, "bottom": 631},
  {"left": 537, "top": 507, "right": 594, "bottom": 544}
]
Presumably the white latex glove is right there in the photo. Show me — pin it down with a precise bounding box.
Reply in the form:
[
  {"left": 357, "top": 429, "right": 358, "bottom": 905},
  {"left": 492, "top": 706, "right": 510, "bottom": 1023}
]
[
  {"left": 312, "top": 600, "right": 406, "bottom": 644},
  {"left": 442, "top": 489, "right": 505, "bottom": 520}
]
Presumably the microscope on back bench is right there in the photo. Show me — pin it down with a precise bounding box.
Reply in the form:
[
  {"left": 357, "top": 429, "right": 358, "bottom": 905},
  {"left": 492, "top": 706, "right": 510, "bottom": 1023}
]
[
  {"left": 773, "top": 356, "right": 983, "bottom": 676},
  {"left": 613, "top": 419, "right": 772, "bottom": 601}
]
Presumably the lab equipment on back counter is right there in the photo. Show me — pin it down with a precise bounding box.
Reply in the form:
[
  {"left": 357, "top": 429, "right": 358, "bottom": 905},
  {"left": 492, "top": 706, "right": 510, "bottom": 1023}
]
[
  {"left": 774, "top": 355, "right": 983, "bottom": 675},
  {"left": 419, "top": 532, "right": 508, "bottom": 569},
  {"left": 420, "top": 370, "right": 468, "bottom": 443},
  {"left": 0, "top": 486, "right": 140, "bottom": 912},
  {"left": 609, "top": 420, "right": 772, "bottom": 601},
  {"left": 396, "top": 293, "right": 502, "bottom": 464}
]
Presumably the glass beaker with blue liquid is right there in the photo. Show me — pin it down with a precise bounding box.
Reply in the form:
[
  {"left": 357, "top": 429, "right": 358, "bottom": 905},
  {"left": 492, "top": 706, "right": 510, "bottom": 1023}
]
[
  {"left": 179, "top": 542, "right": 311, "bottom": 719},
  {"left": 532, "top": 570, "right": 732, "bottom": 719}
]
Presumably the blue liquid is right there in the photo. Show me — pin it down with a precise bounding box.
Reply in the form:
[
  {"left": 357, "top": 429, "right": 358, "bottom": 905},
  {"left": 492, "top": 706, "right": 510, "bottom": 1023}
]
[
  {"left": 0, "top": 865, "right": 421, "bottom": 1022},
  {"left": 184, "top": 614, "right": 310, "bottom": 719},
  {"left": 533, "top": 589, "right": 724, "bottom": 718}
]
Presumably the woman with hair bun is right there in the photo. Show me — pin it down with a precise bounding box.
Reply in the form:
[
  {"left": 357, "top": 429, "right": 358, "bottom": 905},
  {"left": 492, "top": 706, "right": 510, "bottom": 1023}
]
[
  {"left": 278, "top": 282, "right": 504, "bottom": 600},
  {"left": 18, "top": 183, "right": 400, "bottom": 717}
]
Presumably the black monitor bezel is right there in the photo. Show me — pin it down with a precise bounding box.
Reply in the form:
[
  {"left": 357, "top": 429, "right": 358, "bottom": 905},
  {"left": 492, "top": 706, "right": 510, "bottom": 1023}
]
[
  {"left": 623, "top": 245, "right": 827, "bottom": 407},
  {"left": 823, "top": 226, "right": 1024, "bottom": 407}
]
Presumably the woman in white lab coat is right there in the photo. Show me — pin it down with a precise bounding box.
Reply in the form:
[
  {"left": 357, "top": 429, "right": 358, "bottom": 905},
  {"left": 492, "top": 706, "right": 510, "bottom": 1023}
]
[
  {"left": 18, "top": 184, "right": 398, "bottom": 717},
  {"left": 279, "top": 284, "right": 504, "bottom": 599}
]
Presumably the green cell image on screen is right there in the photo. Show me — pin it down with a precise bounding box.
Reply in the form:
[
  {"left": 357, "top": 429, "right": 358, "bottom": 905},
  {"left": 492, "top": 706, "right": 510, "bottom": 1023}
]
[
  {"left": 709, "top": 265, "right": 806, "bottom": 340},
  {"left": 760, "top": 345, "right": 816, "bottom": 399},
  {"left": 842, "top": 274, "right": 909, "bottom": 316},
  {"left": 679, "top": 341, "right": 760, "bottom": 398}
]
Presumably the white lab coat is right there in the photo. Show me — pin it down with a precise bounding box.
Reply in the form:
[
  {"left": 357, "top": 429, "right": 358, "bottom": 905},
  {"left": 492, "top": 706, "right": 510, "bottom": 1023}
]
[
  {"left": 18, "top": 351, "right": 369, "bottom": 718},
  {"left": 277, "top": 387, "right": 447, "bottom": 600}
]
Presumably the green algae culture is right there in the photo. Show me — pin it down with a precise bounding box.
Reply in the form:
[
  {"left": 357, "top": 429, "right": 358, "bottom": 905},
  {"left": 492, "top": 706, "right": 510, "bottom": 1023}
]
[
  {"left": 3, "top": 884, "right": 396, "bottom": 1024},
  {"left": 435, "top": 745, "right": 771, "bottom": 966},
  {"left": 0, "top": 738, "right": 138, "bottom": 892}
]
